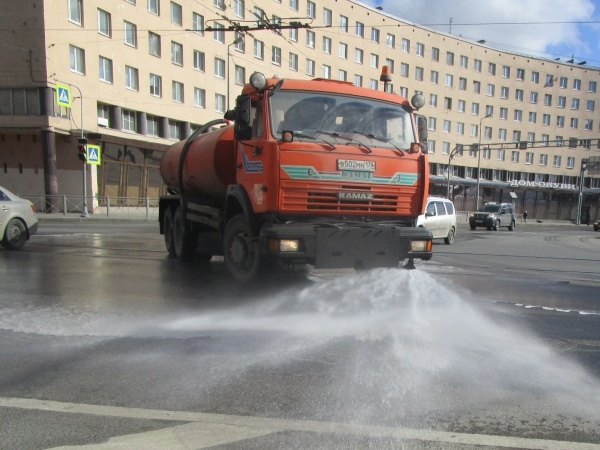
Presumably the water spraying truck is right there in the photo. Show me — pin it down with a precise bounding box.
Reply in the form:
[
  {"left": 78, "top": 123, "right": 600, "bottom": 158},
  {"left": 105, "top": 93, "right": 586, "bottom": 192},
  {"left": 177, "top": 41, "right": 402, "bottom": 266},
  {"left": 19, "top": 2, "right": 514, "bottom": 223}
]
[{"left": 159, "top": 71, "right": 433, "bottom": 282}]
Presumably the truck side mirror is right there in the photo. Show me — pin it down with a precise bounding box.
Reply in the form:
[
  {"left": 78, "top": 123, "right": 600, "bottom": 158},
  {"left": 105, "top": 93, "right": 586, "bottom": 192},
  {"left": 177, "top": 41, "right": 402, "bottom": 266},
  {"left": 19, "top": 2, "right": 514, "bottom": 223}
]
[
  {"left": 234, "top": 95, "right": 252, "bottom": 140},
  {"left": 416, "top": 115, "right": 428, "bottom": 143}
]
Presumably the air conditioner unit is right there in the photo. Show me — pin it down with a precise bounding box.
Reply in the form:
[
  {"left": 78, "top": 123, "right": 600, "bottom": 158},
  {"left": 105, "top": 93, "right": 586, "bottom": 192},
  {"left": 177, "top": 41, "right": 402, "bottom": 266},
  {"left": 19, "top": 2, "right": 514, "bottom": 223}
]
[{"left": 97, "top": 117, "right": 109, "bottom": 127}]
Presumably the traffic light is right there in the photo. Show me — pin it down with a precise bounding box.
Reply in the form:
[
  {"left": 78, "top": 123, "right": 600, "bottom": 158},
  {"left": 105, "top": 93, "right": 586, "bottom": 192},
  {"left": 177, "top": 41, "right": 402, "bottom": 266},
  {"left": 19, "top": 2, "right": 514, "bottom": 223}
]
[{"left": 77, "top": 138, "right": 87, "bottom": 162}]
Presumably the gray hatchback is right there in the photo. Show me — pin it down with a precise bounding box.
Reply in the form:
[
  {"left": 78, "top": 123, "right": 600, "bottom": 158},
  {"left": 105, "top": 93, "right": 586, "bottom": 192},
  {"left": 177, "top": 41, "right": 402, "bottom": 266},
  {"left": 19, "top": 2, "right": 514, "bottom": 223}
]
[{"left": 469, "top": 202, "right": 516, "bottom": 231}]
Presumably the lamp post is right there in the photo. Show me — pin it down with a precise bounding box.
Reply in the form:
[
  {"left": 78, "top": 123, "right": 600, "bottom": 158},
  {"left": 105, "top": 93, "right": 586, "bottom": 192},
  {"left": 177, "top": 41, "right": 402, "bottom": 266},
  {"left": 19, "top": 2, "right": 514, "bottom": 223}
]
[
  {"left": 227, "top": 36, "right": 244, "bottom": 111},
  {"left": 475, "top": 113, "right": 492, "bottom": 210},
  {"left": 446, "top": 145, "right": 462, "bottom": 198}
]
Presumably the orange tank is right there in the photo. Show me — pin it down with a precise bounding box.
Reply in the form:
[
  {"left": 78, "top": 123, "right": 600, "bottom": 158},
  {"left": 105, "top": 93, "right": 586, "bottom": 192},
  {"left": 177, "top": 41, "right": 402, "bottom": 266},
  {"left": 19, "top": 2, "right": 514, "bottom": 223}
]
[{"left": 160, "top": 125, "right": 236, "bottom": 200}]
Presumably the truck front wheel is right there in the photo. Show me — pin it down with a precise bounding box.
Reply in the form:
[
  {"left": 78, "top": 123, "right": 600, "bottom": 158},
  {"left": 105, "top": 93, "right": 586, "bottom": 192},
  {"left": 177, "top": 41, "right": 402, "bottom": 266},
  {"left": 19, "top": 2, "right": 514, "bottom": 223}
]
[{"left": 223, "top": 214, "right": 261, "bottom": 283}]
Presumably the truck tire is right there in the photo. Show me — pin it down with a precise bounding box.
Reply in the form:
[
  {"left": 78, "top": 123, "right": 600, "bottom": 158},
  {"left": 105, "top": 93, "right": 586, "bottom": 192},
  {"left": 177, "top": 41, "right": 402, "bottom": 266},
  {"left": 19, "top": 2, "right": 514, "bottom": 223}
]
[
  {"left": 173, "top": 206, "right": 196, "bottom": 261},
  {"left": 223, "top": 214, "right": 261, "bottom": 283},
  {"left": 163, "top": 208, "right": 177, "bottom": 256}
]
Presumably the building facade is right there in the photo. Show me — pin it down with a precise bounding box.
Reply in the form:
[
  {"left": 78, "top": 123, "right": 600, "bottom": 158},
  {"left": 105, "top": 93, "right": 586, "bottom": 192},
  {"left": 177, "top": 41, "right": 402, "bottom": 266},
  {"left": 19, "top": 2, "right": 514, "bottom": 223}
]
[{"left": 1, "top": 0, "right": 599, "bottom": 218}]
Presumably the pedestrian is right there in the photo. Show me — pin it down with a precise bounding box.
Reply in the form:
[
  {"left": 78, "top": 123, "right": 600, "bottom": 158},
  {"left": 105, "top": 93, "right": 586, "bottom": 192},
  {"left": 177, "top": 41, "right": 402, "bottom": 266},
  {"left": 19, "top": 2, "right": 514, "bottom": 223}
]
[
  {"left": 523, "top": 211, "right": 528, "bottom": 223},
  {"left": 585, "top": 210, "right": 591, "bottom": 226}
]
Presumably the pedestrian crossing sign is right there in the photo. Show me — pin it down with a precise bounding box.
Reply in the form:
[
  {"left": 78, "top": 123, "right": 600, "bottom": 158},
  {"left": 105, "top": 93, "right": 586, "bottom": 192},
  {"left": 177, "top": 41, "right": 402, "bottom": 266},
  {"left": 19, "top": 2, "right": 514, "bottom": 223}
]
[
  {"left": 86, "top": 144, "right": 101, "bottom": 165},
  {"left": 55, "top": 82, "right": 72, "bottom": 108}
]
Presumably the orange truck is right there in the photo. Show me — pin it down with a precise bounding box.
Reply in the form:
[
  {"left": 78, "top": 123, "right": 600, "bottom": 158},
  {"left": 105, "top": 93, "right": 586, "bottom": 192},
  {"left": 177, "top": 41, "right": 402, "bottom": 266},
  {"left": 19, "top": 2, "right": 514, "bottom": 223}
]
[{"left": 159, "top": 72, "right": 433, "bottom": 282}]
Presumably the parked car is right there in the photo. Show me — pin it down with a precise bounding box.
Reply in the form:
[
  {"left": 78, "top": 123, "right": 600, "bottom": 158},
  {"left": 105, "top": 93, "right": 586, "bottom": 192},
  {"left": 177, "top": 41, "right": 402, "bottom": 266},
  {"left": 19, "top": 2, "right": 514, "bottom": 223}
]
[
  {"left": 0, "top": 186, "right": 39, "bottom": 250},
  {"left": 469, "top": 202, "right": 516, "bottom": 231},
  {"left": 594, "top": 220, "right": 599, "bottom": 231},
  {"left": 416, "top": 196, "right": 457, "bottom": 244}
]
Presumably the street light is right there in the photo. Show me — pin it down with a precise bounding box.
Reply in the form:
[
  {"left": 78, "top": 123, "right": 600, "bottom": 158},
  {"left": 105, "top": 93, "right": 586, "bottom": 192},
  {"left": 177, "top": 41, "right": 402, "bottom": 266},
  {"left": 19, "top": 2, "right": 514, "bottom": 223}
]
[
  {"left": 475, "top": 113, "right": 492, "bottom": 210},
  {"left": 227, "top": 36, "right": 245, "bottom": 111}
]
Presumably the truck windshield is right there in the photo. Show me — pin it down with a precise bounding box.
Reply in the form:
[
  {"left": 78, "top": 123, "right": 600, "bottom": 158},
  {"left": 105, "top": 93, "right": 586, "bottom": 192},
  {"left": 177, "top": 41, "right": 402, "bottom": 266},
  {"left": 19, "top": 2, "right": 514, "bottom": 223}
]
[{"left": 270, "top": 91, "right": 416, "bottom": 150}]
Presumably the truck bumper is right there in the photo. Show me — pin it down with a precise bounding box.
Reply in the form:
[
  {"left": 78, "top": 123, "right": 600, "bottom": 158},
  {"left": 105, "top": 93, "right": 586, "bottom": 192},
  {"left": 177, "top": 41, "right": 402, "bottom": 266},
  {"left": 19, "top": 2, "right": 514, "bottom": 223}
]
[{"left": 259, "top": 223, "right": 432, "bottom": 269}]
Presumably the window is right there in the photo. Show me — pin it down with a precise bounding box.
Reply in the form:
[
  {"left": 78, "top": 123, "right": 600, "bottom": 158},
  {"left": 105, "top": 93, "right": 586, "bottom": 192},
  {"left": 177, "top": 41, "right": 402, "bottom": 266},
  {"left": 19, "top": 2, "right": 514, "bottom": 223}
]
[
  {"left": 149, "top": 32, "right": 161, "bottom": 56},
  {"left": 306, "top": 1, "right": 315, "bottom": 18},
  {"left": 474, "top": 59, "right": 482, "bottom": 72},
  {"left": 471, "top": 102, "right": 479, "bottom": 115},
  {"left": 234, "top": 65, "right": 245, "bottom": 85},
  {"left": 500, "top": 86, "right": 508, "bottom": 99},
  {"left": 431, "top": 48, "right": 439, "bottom": 62},
  {"left": 473, "top": 81, "right": 480, "bottom": 94},
  {"left": 529, "top": 112, "right": 537, "bottom": 123},
  {"left": 290, "top": 0, "right": 298, "bottom": 10},
  {"left": 124, "top": 21, "right": 137, "bottom": 47},
  {"left": 354, "top": 74, "right": 362, "bottom": 87},
  {"left": 69, "top": 45, "right": 85, "bottom": 74},
  {"left": 371, "top": 27, "right": 379, "bottom": 43},
  {"left": 499, "top": 107, "right": 507, "bottom": 120},
  {"left": 355, "top": 48, "right": 363, "bottom": 64},
  {"left": 193, "top": 50, "right": 205, "bottom": 71},
  {"left": 214, "top": 58, "right": 225, "bottom": 78},
  {"left": 289, "top": 52, "right": 298, "bottom": 71},
  {"left": 511, "top": 151, "right": 519, "bottom": 163},
  {"left": 168, "top": 120, "right": 181, "bottom": 140},
  {"left": 171, "top": 2, "right": 182, "bottom": 25},
  {"left": 172, "top": 81, "right": 184, "bottom": 103},
  {"left": 272, "top": 46, "right": 281, "bottom": 65},
  {"left": 214, "top": 0, "right": 225, "bottom": 9},
  {"left": 339, "top": 43, "right": 348, "bottom": 59},
  {"left": 68, "top": 0, "right": 82, "bottom": 25},
  {"left": 531, "top": 71, "right": 539, "bottom": 83},
  {"left": 356, "top": 22, "right": 364, "bottom": 38},
  {"left": 487, "top": 84, "right": 495, "bottom": 96},
  {"left": 570, "top": 117, "right": 578, "bottom": 129},
  {"left": 192, "top": 13, "right": 204, "bottom": 34},
  {"left": 587, "top": 100, "right": 595, "bottom": 111},
  {"left": 446, "top": 51, "right": 454, "bottom": 65},
  {"left": 98, "top": 9, "right": 111, "bottom": 37},
  {"left": 428, "top": 117, "right": 436, "bottom": 131},
  {"left": 499, "top": 128, "right": 507, "bottom": 141},
  {"left": 148, "top": 0, "right": 159, "bottom": 15},
  {"left": 559, "top": 76, "right": 568, "bottom": 88},
  {"left": 306, "top": 30, "right": 315, "bottom": 48},
  {"left": 558, "top": 96, "right": 566, "bottom": 108},
  {"left": 457, "top": 99, "right": 465, "bottom": 112},
  {"left": 589, "top": 81, "right": 597, "bottom": 93},
  {"left": 416, "top": 43, "right": 425, "bottom": 57},
  {"left": 443, "top": 120, "right": 451, "bottom": 133},
  {"left": 430, "top": 71, "right": 438, "bottom": 84},
  {"left": 516, "top": 68, "right": 525, "bottom": 80},
  {"left": 322, "top": 37, "right": 331, "bottom": 54},
  {"left": 149, "top": 74, "right": 162, "bottom": 97},
  {"left": 146, "top": 115, "right": 159, "bottom": 136},
  {"left": 340, "top": 15, "right": 348, "bottom": 32},
  {"left": 456, "top": 122, "right": 464, "bottom": 135},
  {"left": 544, "top": 74, "right": 554, "bottom": 87},
  {"left": 98, "top": 56, "right": 113, "bottom": 83},
  {"left": 122, "top": 109, "right": 137, "bottom": 132},
  {"left": 402, "top": 38, "right": 410, "bottom": 53},
  {"left": 544, "top": 94, "right": 552, "bottom": 106},
  {"left": 194, "top": 87, "right": 205, "bottom": 108},
  {"left": 415, "top": 67, "right": 423, "bottom": 81},
  {"left": 323, "top": 8, "right": 332, "bottom": 26},
  {"left": 573, "top": 79, "right": 581, "bottom": 90},
  {"left": 543, "top": 114, "right": 550, "bottom": 125},
  {"left": 525, "top": 152, "right": 533, "bottom": 164},
  {"left": 214, "top": 23, "right": 224, "bottom": 43},
  {"left": 460, "top": 55, "right": 468, "bottom": 68},
  {"left": 171, "top": 41, "right": 183, "bottom": 65},
  {"left": 567, "top": 157, "right": 575, "bottom": 169},
  {"left": 557, "top": 116, "right": 564, "bottom": 127},
  {"left": 125, "top": 66, "right": 139, "bottom": 90},
  {"left": 530, "top": 92, "right": 538, "bottom": 103},
  {"left": 502, "top": 66, "right": 510, "bottom": 78},
  {"left": 429, "top": 94, "right": 437, "bottom": 107},
  {"left": 306, "top": 59, "right": 315, "bottom": 76},
  {"left": 458, "top": 77, "right": 467, "bottom": 90},
  {"left": 585, "top": 119, "right": 593, "bottom": 130},
  {"left": 539, "top": 154, "right": 548, "bottom": 166},
  {"left": 289, "top": 27, "right": 298, "bottom": 41},
  {"left": 253, "top": 7, "right": 264, "bottom": 25},
  {"left": 387, "top": 34, "right": 396, "bottom": 48},
  {"left": 571, "top": 98, "right": 580, "bottom": 110},
  {"left": 515, "top": 89, "right": 523, "bottom": 101},
  {"left": 322, "top": 65, "right": 331, "bottom": 79},
  {"left": 234, "top": 0, "right": 244, "bottom": 18},
  {"left": 445, "top": 74, "right": 453, "bottom": 87},
  {"left": 370, "top": 53, "right": 379, "bottom": 69},
  {"left": 401, "top": 63, "right": 409, "bottom": 77},
  {"left": 254, "top": 40, "right": 264, "bottom": 59}
]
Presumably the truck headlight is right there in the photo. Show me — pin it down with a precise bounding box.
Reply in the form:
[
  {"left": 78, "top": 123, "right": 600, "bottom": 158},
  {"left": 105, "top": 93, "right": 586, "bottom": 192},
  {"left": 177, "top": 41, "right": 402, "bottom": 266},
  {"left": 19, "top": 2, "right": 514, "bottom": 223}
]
[
  {"left": 267, "top": 239, "right": 300, "bottom": 252},
  {"left": 411, "top": 240, "right": 431, "bottom": 252}
]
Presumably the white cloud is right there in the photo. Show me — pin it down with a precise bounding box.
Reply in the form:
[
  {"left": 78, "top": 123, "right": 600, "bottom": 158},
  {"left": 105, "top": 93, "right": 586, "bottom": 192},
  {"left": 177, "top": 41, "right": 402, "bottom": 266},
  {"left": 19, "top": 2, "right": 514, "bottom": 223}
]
[{"left": 360, "top": 0, "right": 597, "bottom": 62}]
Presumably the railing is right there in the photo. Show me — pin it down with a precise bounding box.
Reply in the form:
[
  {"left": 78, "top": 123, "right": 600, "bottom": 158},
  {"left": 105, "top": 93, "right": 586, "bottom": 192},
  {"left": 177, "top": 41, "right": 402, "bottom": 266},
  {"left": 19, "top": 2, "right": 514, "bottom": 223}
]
[{"left": 23, "top": 195, "right": 159, "bottom": 219}]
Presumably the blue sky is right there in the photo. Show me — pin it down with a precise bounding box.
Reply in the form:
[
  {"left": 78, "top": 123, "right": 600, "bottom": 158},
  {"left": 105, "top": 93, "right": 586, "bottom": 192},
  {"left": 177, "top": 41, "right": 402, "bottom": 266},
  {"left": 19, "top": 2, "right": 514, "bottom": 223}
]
[{"left": 360, "top": 0, "right": 600, "bottom": 67}]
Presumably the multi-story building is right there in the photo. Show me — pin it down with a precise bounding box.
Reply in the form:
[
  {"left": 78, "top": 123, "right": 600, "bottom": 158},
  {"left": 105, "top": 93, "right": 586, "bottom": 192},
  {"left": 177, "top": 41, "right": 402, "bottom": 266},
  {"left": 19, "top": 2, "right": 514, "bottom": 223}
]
[{"left": 1, "top": 0, "right": 599, "bottom": 218}]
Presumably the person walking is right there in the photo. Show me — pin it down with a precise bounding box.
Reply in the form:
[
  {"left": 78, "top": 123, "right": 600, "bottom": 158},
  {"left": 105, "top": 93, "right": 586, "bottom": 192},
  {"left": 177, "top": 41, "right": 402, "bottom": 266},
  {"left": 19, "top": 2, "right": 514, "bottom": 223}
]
[{"left": 523, "top": 211, "right": 528, "bottom": 223}]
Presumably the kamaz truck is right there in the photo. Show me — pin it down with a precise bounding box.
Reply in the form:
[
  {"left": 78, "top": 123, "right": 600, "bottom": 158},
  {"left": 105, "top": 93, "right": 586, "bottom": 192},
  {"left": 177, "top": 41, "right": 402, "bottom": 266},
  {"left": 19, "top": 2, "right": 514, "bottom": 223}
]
[{"left": 159, "top": 71, "right": 433, "bottom": 282}]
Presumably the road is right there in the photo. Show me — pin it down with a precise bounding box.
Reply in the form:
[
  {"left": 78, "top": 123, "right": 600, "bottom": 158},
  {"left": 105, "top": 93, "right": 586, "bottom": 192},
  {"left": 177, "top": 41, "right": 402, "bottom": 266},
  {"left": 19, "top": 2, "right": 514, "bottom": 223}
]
[{"left": 0, "top": 218, "right": 599, "bottom": 449}]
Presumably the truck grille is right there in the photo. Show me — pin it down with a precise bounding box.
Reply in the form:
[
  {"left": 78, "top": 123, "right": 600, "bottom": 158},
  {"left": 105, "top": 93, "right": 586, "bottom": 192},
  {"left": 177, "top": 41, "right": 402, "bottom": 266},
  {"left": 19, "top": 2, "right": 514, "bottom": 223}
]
[{"left": 281, "top": 181, "right": 416, "bottom": 214}]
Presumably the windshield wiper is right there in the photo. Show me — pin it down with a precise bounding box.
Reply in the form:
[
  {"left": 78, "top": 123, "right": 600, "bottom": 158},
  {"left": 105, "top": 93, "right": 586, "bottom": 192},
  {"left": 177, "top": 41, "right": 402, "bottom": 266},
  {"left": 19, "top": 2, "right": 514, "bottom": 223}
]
[
  {"left": 315, "top": 130, "right": 372, "bottom": 153},
  {"left": 352, "top": 132, "right": 406, "bottom": 156},
  {"left": 289, "top": 130, "right": 337, "bottom": 150}
]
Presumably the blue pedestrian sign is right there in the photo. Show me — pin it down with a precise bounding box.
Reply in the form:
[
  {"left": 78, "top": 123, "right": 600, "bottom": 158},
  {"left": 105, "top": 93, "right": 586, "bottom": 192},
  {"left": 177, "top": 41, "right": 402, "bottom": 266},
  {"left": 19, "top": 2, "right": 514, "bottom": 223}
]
[
  {"left": 86, "top": 144, "right": 101, "bottom": 165},
  {"left": 56, "top": 82, "right": 72, "bottom": 108}
]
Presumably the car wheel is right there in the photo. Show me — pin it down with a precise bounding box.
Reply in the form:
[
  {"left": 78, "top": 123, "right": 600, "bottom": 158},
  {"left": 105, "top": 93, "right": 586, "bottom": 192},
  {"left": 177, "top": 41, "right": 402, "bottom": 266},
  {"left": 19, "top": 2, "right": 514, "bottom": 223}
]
[
  {"left": 508, "top": 220, "right": 515, "bottom": 231},
  {"left": 444, "top": 228, "right": 455, "bottom": 245},
  {"left": 470, "top": 224, "right": 476, "bottom": 230},
  {"left": 493, "top": 219, "right": 500, "bottom": 231},
  {"left": 594, "top": 225, "right": 599, "bottom": 231},
  {"left": 1, "top": 218, "right": 28, "bottom": 250}
]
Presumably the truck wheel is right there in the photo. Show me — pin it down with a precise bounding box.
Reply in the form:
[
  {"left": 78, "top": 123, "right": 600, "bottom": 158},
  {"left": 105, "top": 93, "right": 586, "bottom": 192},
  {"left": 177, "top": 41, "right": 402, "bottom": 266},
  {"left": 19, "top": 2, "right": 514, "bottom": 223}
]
[
  {"left": 444, "top": 227, "right": 455, "bottom": 245},
  {"left": 173, "top": 206, "right": 196, "bottom": 261},
  {"left": 163, "top": 208, "right": 177, "bottom": 256},
  {"left": 223, "top": 214, "right": 261, "bottom": 283}
]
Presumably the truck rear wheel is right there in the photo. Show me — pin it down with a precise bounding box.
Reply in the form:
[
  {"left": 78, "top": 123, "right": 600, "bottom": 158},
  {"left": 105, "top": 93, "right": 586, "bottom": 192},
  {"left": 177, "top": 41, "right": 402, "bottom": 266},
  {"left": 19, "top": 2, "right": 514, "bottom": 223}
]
[
  {"left": 223, "top": 214, "right": 261, "bottom": 283},
  {"left": 173, "top": 206, "right": 196, "bottom": 261},
  {"left": 163, "top": 208, "right": 177, "bottom": 256}
]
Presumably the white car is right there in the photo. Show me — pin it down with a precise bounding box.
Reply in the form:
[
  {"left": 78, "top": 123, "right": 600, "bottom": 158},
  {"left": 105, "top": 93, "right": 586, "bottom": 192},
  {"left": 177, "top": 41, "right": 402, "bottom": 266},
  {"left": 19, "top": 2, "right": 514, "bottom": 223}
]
[
  {"left": 416, "top": 196, "right": 457, "bottom": 244},
  {"left": 0, "top": 186, "right": 39, "bottom": 250}
]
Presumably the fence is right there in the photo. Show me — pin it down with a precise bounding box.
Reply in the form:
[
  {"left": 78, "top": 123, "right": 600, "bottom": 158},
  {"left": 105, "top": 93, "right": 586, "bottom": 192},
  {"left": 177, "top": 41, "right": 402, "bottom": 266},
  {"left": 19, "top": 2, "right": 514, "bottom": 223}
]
[{"left": 23, "top": 195, "right": 159, "bottom": 219}]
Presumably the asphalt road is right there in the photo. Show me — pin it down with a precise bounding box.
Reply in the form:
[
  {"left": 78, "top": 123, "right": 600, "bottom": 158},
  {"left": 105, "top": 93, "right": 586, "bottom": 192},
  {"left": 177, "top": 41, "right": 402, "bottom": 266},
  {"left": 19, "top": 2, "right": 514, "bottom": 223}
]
[{"left": 0, "top": 219, "right": 599, "bottom": 449}]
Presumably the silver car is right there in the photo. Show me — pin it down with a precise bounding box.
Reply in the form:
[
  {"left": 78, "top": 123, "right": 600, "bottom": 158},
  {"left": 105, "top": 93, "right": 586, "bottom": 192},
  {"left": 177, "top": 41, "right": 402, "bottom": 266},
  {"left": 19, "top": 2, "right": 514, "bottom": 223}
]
[{"left": 0, "top": 186, "right": 39, "bottom": 250}]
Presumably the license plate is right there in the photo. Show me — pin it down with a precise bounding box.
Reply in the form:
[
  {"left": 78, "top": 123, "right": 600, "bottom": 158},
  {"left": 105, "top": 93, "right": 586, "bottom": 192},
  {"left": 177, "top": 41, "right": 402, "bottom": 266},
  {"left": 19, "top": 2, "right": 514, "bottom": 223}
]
[{"left": 337, "top": 159, "right": 375, "bottom": 172}]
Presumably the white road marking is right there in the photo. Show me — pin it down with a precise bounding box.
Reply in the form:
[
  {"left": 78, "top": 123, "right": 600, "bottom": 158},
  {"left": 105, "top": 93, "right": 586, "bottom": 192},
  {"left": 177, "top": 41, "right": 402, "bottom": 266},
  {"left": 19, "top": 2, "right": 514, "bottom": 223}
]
[{"left": 2, "top": 396, "right": 599, "bottom": 449}]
